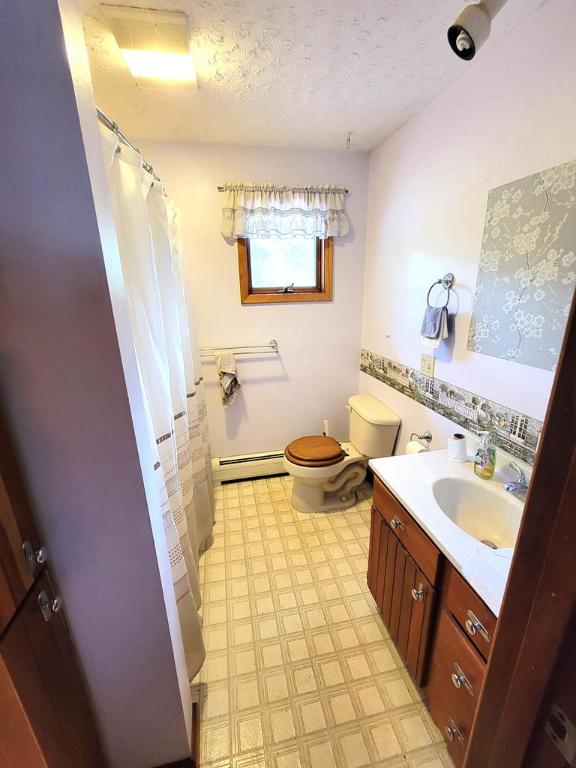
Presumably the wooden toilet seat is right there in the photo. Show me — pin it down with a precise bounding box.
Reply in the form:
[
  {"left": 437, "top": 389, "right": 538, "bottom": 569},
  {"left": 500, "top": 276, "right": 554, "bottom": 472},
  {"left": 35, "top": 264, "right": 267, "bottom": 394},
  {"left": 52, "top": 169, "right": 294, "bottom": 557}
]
[{"left": 285, "top": 435, "right": 345, "bottom": 467}]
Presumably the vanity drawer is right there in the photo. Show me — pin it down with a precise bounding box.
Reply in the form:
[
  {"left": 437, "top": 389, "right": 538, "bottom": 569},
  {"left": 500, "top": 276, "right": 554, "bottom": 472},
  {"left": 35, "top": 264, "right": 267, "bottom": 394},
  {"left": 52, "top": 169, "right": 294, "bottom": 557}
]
[
  {"left": 444, "top": 566, "right": 497, "bottom": 661},
  {"left": 428, "top": 611, "right": 486, "bottom": 767},
  {"left": 373, "top": 478, "right": 441, "bottom": 585},
  {"left": 428, "top": 610, "right": 486, "bottom": 725},
  {"left": 428, "top": 691, "right": 468, "bottom": 768}
]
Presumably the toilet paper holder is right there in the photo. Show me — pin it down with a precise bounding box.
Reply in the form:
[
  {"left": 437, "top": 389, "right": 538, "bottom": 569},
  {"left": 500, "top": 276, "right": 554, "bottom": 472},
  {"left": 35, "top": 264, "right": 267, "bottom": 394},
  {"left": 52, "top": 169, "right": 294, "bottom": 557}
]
[{"left": 410, "top": 431, "right": 432, "bottom": 446}]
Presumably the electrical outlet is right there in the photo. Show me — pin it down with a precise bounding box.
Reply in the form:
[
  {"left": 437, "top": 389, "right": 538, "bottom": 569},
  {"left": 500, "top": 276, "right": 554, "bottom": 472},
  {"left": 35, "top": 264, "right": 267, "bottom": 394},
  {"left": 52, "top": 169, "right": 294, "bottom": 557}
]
[{"left": 420, "top": 354, "right": 435, "bottom": 377}]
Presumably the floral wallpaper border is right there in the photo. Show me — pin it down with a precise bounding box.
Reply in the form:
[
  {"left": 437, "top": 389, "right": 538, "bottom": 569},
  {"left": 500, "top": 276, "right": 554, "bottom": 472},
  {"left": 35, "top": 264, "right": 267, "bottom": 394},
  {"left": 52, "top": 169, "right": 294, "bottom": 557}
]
[{"left": 360, "top": 349, "right": 543, "bottom": 464}]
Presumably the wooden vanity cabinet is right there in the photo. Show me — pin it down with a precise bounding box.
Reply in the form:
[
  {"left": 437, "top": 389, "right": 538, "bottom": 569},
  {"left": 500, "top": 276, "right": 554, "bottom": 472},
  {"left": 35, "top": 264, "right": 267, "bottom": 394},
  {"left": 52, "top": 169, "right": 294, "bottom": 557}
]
[
  {"left": 368, "top": 480, "right": 442, "bottom": 685},
  {"left": 368, "top": 477, "right": 498, "bottom": 767}
]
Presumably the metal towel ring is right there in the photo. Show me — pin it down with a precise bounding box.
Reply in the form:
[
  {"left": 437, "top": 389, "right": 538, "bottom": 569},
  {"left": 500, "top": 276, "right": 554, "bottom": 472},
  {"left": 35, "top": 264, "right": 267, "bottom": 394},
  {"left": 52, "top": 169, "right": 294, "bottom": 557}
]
[{"left": 427, "top": 273, "right": 455, "bottom": 308}]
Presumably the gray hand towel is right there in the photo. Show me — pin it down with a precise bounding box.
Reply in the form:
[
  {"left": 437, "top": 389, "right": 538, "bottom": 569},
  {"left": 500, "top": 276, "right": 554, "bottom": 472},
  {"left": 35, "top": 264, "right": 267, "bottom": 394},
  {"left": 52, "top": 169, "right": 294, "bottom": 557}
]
[
  {"left": 215, "top": 351, "right": 241, "bottom": 406},
  {"left": 421, "top": 306, "right": 448, "bottom": 339}
]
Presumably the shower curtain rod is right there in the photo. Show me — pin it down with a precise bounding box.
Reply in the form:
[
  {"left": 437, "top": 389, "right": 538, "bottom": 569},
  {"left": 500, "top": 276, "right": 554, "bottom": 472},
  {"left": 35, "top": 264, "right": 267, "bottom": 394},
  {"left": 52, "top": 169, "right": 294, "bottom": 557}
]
[{"left": 96, "top": 107, "right": 161, "bottom": 183}]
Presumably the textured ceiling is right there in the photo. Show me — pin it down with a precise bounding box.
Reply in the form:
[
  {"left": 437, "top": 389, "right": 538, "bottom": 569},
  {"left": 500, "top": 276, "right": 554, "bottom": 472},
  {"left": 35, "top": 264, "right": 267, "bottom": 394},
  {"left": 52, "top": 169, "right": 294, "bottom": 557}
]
[{"left": 81, "top": 0, "right": 546, "bottom": 151}]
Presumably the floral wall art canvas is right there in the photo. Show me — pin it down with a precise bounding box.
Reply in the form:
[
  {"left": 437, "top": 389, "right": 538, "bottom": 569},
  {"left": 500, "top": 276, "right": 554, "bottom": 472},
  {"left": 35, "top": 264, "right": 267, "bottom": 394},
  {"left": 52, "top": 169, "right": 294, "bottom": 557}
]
[{"left": 468, "top": 160, "right": 576, "bottom": 371}]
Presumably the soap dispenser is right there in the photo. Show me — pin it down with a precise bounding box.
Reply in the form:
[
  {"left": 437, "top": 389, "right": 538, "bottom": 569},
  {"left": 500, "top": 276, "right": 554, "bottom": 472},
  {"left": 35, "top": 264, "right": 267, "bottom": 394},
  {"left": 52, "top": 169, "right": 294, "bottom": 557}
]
[{"left": 474, "top": 431, "right": 495, "bottom": 480}]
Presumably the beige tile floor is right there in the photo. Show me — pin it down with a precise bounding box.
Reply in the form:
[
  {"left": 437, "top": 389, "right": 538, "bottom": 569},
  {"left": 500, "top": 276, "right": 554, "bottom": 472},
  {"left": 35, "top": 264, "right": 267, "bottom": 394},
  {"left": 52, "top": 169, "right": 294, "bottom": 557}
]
[{"left": 197, "top": 475, "right": 454, "bottom": 768}]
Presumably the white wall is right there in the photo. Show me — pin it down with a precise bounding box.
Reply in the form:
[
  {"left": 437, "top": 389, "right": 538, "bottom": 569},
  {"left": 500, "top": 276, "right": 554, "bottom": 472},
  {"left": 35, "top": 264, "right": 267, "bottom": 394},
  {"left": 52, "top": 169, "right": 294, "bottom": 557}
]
[
  {"left": 141, "top": 142, "right": 369, "bottom": 457},
  {"left": 360, "top": 0, "right": 576, "bottom": 454}
]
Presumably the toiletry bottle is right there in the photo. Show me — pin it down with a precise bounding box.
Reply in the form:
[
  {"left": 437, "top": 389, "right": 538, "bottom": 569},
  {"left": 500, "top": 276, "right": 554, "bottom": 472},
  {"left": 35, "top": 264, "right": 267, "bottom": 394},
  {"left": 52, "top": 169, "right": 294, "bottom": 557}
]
[{"left": 474, "top": 431, "right": 495, "bottom": 480}]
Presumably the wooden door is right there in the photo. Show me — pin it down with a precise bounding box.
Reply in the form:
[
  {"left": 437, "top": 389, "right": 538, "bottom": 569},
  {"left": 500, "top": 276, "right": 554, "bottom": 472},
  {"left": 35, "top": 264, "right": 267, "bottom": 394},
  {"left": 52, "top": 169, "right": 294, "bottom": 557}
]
[
  {"left": 0, "top": 568, "right": 106, "bottom": 768},
  {"left": 0, "top": 656, "right": 48, "bottom": 768},
  {"left": 0, "top": 424, "right": 45, "bottom": 632},
  {"left": 368, "top": 509, "right": 437, "bottom": 685},
  {"left": 522, "top": 612, "right": 576, "bottom": 767}
]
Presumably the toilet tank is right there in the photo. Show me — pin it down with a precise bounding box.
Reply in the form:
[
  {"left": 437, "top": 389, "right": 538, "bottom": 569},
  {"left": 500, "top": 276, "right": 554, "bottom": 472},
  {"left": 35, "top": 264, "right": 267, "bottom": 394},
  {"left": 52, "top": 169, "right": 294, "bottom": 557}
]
[{"left": 348, "top": 395, "right": 401, "bottom": 458}]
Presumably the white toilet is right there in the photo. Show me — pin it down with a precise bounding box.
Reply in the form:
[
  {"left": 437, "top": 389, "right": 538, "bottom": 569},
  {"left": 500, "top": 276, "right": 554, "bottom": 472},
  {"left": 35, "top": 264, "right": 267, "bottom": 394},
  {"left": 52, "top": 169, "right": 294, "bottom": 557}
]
[{"left": 283, "top": 394, "right": 401, "bottom": 513}]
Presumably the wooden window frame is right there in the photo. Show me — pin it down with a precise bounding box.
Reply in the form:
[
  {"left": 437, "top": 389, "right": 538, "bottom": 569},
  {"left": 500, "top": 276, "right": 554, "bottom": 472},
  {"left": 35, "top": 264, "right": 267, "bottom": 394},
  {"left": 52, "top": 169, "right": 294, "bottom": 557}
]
[{"left": 237, "top": 236, "right": 333, "bottom": 304}]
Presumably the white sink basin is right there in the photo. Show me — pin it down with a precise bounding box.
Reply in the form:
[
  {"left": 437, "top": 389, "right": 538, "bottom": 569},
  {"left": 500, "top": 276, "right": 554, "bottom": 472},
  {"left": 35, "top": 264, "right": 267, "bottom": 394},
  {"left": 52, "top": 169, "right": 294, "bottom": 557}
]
[{"left": 432, "top": 477, "right": 521, "bottom": 549}]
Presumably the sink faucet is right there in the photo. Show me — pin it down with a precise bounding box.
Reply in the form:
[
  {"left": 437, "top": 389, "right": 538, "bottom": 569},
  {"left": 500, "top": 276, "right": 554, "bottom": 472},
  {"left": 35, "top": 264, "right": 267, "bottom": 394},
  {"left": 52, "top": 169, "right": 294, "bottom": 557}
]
[{"left": 503, "top": 462, "right": 529, "bottom": 501}]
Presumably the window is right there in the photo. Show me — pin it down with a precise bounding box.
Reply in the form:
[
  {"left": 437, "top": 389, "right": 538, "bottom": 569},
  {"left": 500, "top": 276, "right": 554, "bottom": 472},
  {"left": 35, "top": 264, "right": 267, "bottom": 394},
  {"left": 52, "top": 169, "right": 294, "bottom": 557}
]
[{"left": 237, "top": 237, "right": 333, "bottom": 304}]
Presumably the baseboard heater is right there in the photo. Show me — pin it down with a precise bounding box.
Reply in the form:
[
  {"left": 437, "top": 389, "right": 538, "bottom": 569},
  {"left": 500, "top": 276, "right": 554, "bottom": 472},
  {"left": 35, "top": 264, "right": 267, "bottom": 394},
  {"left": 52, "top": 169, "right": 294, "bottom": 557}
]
[{"left": 212, "top": 450, "right": 287, "bottom": 484}]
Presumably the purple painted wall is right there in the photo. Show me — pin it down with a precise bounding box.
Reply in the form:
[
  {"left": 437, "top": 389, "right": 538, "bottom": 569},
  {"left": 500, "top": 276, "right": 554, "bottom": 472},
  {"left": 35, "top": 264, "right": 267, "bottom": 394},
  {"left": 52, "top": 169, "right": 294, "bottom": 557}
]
[{"left": 0, "top": 2, "right": 190, "bottom": 766}]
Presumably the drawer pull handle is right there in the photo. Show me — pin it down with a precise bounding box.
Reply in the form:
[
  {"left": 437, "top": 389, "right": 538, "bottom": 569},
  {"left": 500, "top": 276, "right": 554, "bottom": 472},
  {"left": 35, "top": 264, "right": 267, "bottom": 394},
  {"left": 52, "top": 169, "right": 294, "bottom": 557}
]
[
  {"left": 451, "top": 663, "right": 474, "bottom": 696},
  {"left": 390, "top": 516, "right": 405, "bottom": 532},
  {"left": 445, "top": 718, "right": 464, "bottom": 744},
  {"left": 465, "top": 610, "right": 491, "bottom": 643},
  {"left": 411, "top": 583, "right": 426, "bottom": 601}
]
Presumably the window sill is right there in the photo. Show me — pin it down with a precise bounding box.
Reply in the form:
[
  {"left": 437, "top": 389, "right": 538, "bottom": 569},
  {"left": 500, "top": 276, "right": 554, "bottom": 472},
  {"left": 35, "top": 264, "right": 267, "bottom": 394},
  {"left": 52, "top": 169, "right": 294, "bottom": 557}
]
[{"left": 240, "top": 290, "right": 333, "bottom": 305}]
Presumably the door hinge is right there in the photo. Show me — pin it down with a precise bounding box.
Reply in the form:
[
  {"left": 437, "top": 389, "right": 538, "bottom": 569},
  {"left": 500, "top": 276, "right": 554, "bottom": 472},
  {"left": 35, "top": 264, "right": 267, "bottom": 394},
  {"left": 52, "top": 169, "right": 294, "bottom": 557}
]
[
  {"left": 37, "top": 590, "right": 64, "bottom": 622},
  {"left": 21, "top": 540, "right": 48, "bottom": 575},
  {"left": 545, "top": 703, "right": 576, "bottom": 765}
]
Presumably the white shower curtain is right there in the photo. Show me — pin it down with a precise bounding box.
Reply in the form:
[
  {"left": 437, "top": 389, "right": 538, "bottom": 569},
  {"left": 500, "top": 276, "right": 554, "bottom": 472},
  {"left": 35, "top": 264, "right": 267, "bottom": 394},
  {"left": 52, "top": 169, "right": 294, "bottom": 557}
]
[{"left": 100, "top": 126, "right": 213, "bottom": 680}]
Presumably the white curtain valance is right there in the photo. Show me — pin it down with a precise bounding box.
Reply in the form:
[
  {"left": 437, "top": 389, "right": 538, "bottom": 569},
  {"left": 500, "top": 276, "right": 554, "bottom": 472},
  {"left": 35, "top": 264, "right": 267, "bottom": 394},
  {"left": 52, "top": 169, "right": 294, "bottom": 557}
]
[{"left": 220, "top": 182, "right": 350, "bottom": 240}]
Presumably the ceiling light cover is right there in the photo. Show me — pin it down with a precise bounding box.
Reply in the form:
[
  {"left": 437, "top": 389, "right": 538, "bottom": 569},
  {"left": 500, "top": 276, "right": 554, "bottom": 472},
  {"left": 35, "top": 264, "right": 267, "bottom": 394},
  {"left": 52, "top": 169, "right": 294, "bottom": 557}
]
[
  {"left": 121, "top": 50, "right": 196, "bottom": 82},
  {"left": 102, "top": 4, "right": 197, "bottom": 87}
]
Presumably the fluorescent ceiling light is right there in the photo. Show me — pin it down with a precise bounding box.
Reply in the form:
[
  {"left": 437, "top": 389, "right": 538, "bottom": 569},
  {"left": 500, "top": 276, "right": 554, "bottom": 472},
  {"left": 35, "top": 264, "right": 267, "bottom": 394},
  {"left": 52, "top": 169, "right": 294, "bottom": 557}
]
[
  {"left": 102, "top": 4, "right": 197, "bottom": 88},
  {"left": 120, "top": 50, "right": 196, "bottom": 82}
]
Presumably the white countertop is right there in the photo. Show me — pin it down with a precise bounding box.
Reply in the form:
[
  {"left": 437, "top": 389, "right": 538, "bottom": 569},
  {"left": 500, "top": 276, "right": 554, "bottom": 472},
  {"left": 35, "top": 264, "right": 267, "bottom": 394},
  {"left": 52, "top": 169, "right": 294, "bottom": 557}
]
[{"left": 369, "top": 449, "right": 525, "bottom": 616}]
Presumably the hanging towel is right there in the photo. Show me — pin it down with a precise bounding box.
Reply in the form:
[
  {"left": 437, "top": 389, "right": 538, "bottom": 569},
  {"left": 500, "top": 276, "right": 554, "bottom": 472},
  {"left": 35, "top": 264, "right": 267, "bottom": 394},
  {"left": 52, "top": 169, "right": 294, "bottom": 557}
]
[
  {"left": 421, "top": 306, "right": 448, "bottom": 348},
  {"left": 215, "top": 351, "right": 241, "bottom": 406}
]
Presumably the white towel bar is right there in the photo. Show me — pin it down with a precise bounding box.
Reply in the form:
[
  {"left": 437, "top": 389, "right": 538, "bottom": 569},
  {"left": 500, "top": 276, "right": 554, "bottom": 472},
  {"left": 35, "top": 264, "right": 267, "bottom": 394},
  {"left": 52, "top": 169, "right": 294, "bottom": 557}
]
[{"left": 199, "top": 339, "right": 279, "bottom": 358}]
